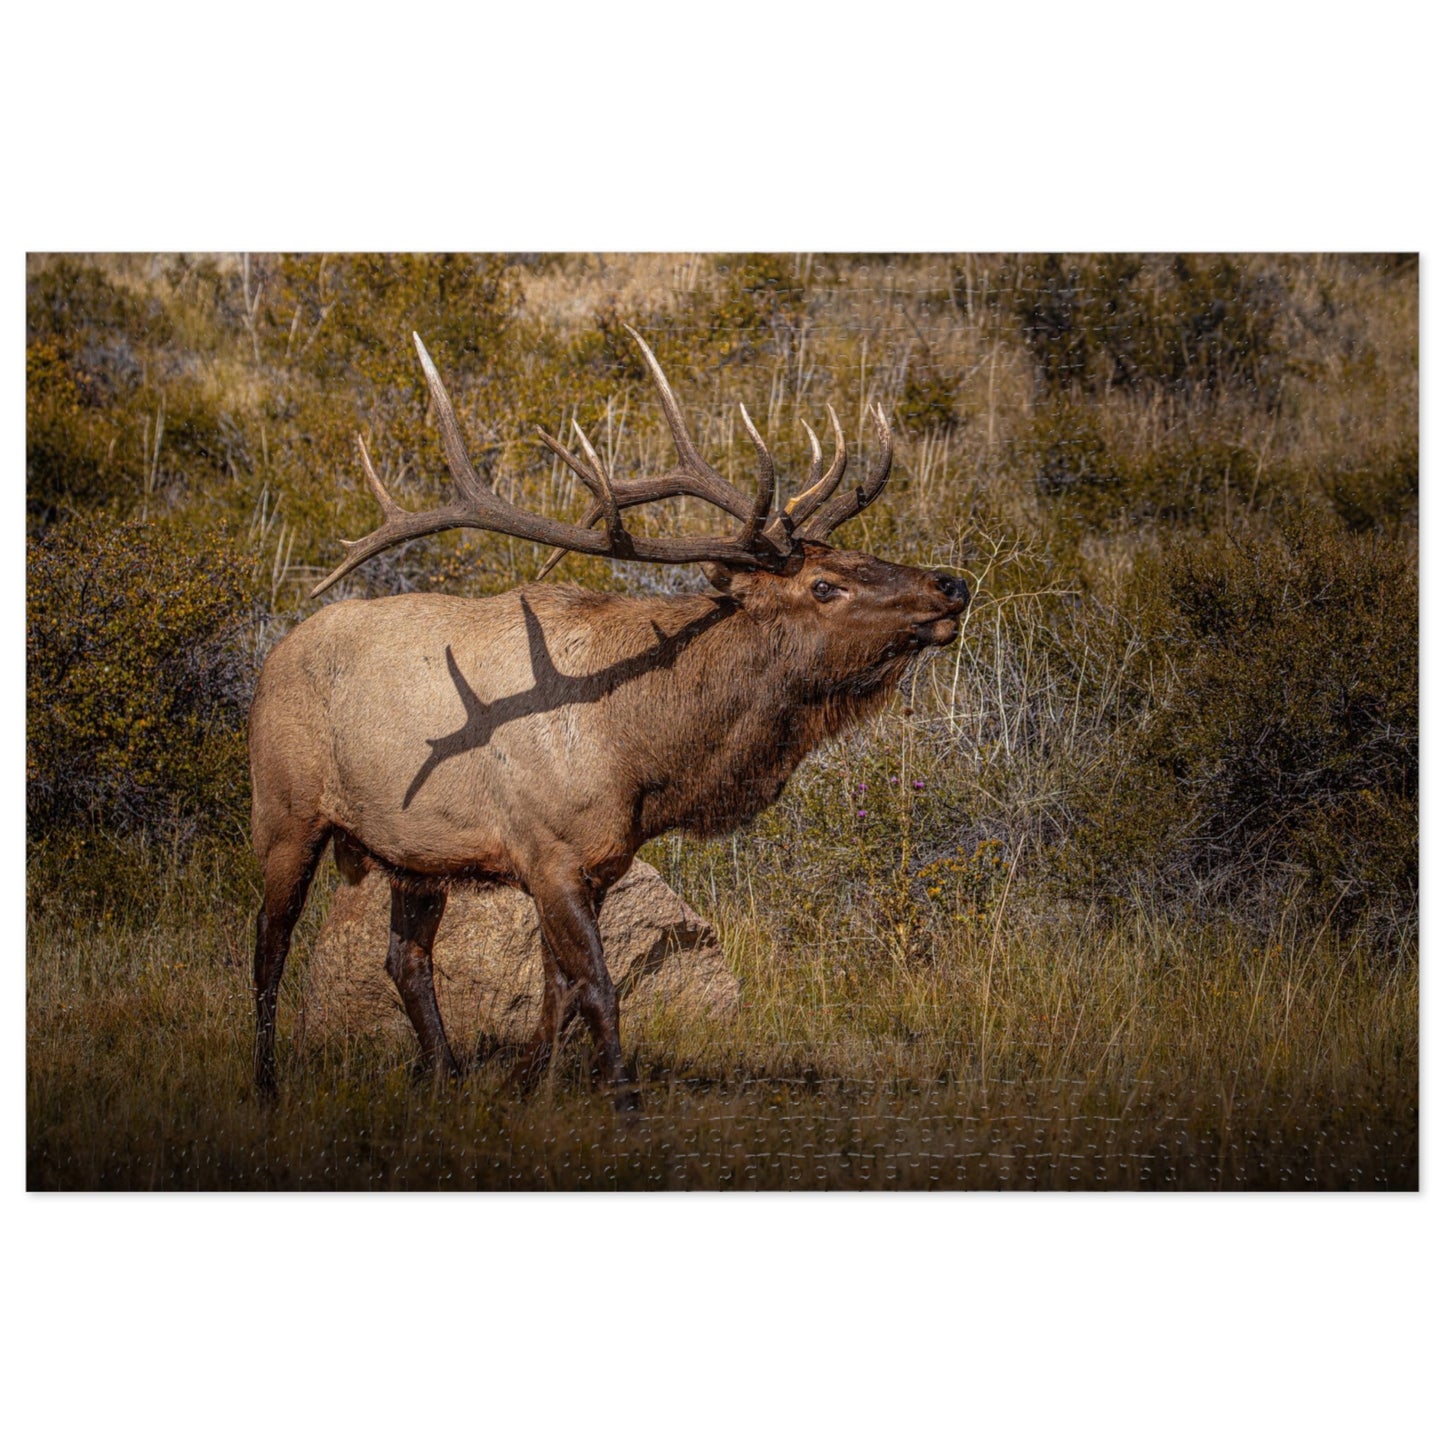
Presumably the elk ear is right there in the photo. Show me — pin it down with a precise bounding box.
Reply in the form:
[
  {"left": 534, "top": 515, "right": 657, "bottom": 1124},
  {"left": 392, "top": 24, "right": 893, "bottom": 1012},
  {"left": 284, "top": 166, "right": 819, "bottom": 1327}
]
[{"left": 699, "top": 561, "right": 756, "bottom": 595}]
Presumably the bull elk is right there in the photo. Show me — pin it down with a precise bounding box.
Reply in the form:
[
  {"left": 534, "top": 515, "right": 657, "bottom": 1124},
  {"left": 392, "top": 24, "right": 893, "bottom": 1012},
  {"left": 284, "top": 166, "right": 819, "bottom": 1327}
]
[{"left": 249, "top": 325, "right": 969, "bottom": 1100}]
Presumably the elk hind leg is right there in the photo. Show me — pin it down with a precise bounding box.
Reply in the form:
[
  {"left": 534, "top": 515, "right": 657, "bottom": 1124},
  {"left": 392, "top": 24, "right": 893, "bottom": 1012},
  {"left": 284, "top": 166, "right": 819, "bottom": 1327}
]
[
  {"left": 510, "top": 940, "right": 581, "bottom": 1091},
  {"left": 385, "top": 883, "right": 460, "bottom": 1080},
  {"left": 253, "top": 826, "right": 329, "bottom": 1096}
]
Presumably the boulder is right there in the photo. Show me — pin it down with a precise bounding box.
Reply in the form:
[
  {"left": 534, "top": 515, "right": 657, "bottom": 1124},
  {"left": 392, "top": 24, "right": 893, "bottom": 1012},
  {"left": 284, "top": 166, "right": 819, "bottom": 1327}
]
[{"left": 299, "top": 860, "right": 738, "bottom": 1051}]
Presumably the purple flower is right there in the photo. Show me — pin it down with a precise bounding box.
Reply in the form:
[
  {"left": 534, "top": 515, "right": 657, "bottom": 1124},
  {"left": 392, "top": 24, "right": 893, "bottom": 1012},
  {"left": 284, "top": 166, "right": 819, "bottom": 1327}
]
[
  {"left": 913, "top": 780, "right": 926, "bottom": 790},
  {"left": 889, "top": 776, "right": 899, "bottom": 785},
  {"left": 857, "top": 809, "right": 868, "bottom": 818}
]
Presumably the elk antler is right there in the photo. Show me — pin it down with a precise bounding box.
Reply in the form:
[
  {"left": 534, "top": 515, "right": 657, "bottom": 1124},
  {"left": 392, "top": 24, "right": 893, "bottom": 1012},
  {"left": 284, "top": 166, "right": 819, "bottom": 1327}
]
[
  {"left": 794, "top": 403, "right": 893, "bottom": 542},
  {"left": 311, "top": 327, "right": 894, "bottom": 597},
  {"left": 536, "top": 327, "right": 892, "bottom": 575},
  {"left": 757, "top": 403, "right": 849, "bottom": 549},
  {"left": 533, "top": 325, "right": 785, "bottom": 578}
]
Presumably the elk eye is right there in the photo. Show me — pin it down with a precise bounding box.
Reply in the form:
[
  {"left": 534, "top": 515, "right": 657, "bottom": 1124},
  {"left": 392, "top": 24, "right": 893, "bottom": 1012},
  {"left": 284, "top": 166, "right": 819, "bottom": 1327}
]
[{"left": 812, "top": 579, "right": 840, "bottom": 601}]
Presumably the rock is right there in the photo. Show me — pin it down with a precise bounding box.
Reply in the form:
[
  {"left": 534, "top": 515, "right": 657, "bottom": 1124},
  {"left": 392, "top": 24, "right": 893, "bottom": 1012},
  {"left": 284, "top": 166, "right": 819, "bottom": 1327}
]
[{"left": 299, "top": 860, "right": 738, "bottom": 1051}]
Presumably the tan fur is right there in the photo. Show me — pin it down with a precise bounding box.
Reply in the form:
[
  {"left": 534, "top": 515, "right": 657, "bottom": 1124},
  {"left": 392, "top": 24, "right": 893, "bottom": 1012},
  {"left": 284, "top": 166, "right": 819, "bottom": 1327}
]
[
  {"left": 248, "top": 542, "right": 966, "bottom": 1091},
  {"left": 252, "top": 548, "right": 958, "bottom": 884}
]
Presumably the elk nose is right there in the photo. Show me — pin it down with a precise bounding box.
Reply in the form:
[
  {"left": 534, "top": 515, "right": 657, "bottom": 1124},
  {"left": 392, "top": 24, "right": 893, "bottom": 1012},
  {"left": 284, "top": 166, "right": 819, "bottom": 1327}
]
[{"left": 931, "top": 571, "right": 970, "bottom": 607}]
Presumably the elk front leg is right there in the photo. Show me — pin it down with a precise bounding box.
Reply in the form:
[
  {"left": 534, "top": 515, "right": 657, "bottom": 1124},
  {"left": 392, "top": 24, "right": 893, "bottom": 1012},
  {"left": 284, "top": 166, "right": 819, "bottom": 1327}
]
[
  {"left": 385, "top": 884, "right": 459, "bottom": 1080},
  {"left": 529, "top": 870, "right": 636, "bottom": 1105},
  {"left": 253, "top": 826, "right": 329, "bottom": 1097}
]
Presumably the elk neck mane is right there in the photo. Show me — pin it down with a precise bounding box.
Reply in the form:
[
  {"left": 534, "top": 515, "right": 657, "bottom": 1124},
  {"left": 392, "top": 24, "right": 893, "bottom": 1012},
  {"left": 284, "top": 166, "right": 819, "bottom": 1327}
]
[{"left": 541, "top": 582, "right": 910, "bottom": 839}]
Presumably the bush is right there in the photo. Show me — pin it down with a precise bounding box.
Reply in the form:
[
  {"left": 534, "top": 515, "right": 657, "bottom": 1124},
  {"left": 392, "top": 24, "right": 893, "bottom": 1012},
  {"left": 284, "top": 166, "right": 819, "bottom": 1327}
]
[
  {"left": 27, "top": 258, "right": 235, "bottom": 524},
  {"left": 1058, "top": 515, "right": 1417, "bottom": 930},
  {"left": 1020, "top": 402, "right": 1268, "bottom": 531},
  {"left": 1318, "top": 442, "right": 1418, "bottom": 534},
  {"left": 1014, "top": 254, "right": 1283, "bottom": 403},
  {"left": 704, "top": 253, "right": 808, "bottom": 363},
  {"left": 26, "top": 337, "right": 136, "bottom": 520},
  {"left": 26, "top": 260, "right": 151, "bottom": 521},
  {"left": 896, "top": 353, "right": 964, "bottom": 436},
  {"left": 27, "top": 520, "right": 258, "bottom": 840}
]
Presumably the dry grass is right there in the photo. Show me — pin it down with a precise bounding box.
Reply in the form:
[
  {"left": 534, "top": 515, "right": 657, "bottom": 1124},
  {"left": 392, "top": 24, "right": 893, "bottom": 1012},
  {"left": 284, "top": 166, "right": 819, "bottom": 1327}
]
[
  {"left": 26, "top": 842, "right": 1416, "bottom": 1190},
  {"left": 26, "top": 252, "right": 1417, "bottom": 1189}
]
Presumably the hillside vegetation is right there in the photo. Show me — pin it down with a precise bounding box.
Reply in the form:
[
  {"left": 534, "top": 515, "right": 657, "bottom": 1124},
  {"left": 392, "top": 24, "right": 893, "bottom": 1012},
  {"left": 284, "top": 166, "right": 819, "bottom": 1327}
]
[{"left": 26, "top": 253, "right": 1417, "bottom": 1188}]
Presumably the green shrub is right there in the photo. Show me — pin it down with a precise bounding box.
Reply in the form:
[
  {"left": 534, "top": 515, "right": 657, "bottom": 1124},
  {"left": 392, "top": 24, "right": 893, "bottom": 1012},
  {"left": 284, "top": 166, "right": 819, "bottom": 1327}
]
[
  {"left": 1019, "top": 401, "right": 1119, "bottom": 518},
  {"left": 27, "top": 520, "right": 257, "bottom": 840},
  {"left": 1058, "top": 515, "right": 1417, "bottom": 929},
  {"left": 1014, "top": 254, "right": 1283, "bottom": 402},
  {"left": 27, "top": 261, "right": 151, "bottom": 520},
  {"left": 896, "top": 353, "right": 964, "bottom": 436},
  {"left": 26, "top": 337, "right": 137, "bottom": 520},
  {"left": 26, "top": 258, "right": 241, "bottom": 525},
  {"left": 704, "top": 253, "right": 808, "bottom": 363},
  {"left": 916, "top": 838, "right": 1010, "bottom": 924},
  {"left": 1317, "top": 442, "right": 1418, "bottom": 534},
  {"left": 260, "top": 253, "right": 519, "bottom": 384},
  {"left": 1019, "top": 398, "right": 1293, "bottom": 532},
  {"left": 28, "top": 257, "right": 171, "bottom": 360}
]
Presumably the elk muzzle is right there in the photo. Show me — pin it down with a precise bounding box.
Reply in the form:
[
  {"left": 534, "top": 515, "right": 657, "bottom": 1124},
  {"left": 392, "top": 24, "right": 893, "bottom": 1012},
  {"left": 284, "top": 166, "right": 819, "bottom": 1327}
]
[
  {"left": 930, "top": 571, "right": 970, "bottom": 607},
  {"left": 911, "top": 571, "right": 969, "bottom": 647}
]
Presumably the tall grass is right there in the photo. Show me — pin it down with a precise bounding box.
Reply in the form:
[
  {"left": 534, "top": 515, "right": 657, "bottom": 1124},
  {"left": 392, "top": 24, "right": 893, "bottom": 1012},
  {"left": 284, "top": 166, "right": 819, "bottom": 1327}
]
[
  {"left": 27, "top": 837, "right": 1415, "bottom": 1189},
  {"left": 26, "top": 253, "right": 1417, "bottom": 1188}
]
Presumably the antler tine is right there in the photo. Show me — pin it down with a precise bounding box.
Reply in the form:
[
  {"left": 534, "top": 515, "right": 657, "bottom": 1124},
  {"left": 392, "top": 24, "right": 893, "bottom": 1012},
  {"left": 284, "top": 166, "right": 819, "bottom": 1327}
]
[
  {"left": 759, "top": 404, "right": 849, "bottom": 549},
  {"left": 535, "top": 522, "right": 596, "bottom": 580},
  {"left": 619, "top": 324, "right": 711, "bottom": 476},
  {"left": 797, "top": 403, "right": 893, "bottom": 542},
  {"left": 619, "top": 323, "right": 758, "bottom": 518},
  {"left": 310, "top": 429, "right": 458, "bottom": 596},
  {"left": 355, "top": 435, "right": 406, "bottom": 522},
  {"left": 533, "top": 463, "right": 765, "bottom": 578},
  {"left": 536, "top": 328, "right": 797, "bottom": 577},
  {"left": 535, "top": 411, "right": 786, "bottom": 577},
  {"left": 412, "top": 333, "right": 492, "bottom": 506},
  {"left": 569, "top": 421, "right": 627, "bottom": 548},
  {"left": 797, "top": 418, "right": 825, "bottom": 492},
  {"left": 735, "top": 404, "right": 776, "bottom": 548},
  {"left": 784, "top": 404, "right": 849, "bottom": 525}
]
